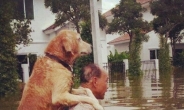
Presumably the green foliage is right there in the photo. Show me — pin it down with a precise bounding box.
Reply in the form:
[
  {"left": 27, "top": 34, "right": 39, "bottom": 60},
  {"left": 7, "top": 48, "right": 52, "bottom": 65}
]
[
  {"left": 99, "top": 12, "right": 108, "bottom": 30},
  {"left": 108, "top": 50, "right": 129, "bottom": 62},
  {"left": 13, "top": 20, "right": 33, "bottom": 45},
  {"left": 28, "top": 54, "right": 37, "bottom": 76},
  {"left": 73, "top": 22, "right": 94, "bottom": 87},
  {"left": 45, "top": 0, "right": 90, "bottom": 33},
  {"left": 44, "top": 0, "right": 107, "bottom": 33},
  {"left": 158, "top": 35, "right": 172, "bottom": 73},
  {"left": 128, "top": 30, "right": 144, "bottom": 75},
  {"left": 150, "top": 0, "right": 184, "bottom": 60},
  {"left": 107, "top": 0, "right": 151, "bottom": 50},
  {"left": 107, "top": 0, "right": 151, "bottom": 75},
  {"left": 108, "top": 0, "right": 145, "bottom": 33},
  {"left": 129, "top": 75, "right": 143, "bottom": 99},
  {"left": 0, "top": 1, "right": 32, "bottom": 98},
  {"left": 109, "top": 61, "right": 125, "bottom": 74},
  {"left": 159, "top": 69, "right": 172, "bottom": 109},
  {"left": 173, "top": 50, "right": 184, "bottom": 68}
]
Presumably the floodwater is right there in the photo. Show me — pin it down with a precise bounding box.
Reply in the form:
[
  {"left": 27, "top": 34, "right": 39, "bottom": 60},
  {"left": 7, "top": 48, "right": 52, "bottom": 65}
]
[{"left": 101, "top": 69, "right": 184, "bottom": 110}]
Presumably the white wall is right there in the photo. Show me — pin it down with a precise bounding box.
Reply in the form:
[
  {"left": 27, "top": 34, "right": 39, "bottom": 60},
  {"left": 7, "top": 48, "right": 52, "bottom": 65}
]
[
  {"left": 31, "top": 0, "right": 56, "bottom": 42},
  {"left": 142, "top": 2, "right": 154, "bottom": 23},
  {"left": 106, "top": 33, "right": 120, "bottom": 55},
  {"left": 17, "top": 0, "right": 56, "bottom": 55},
  {"left": 16, "top": 42, "right": 48, "bottom": 56},
  {"left": 114, "top": 42, "right": 129, "bottom": 53},
  {"left": 97, "top": 0, "right": 102, "bottom": 12},
  {"left": 141, "top": 31, "right": 160, "bottom": 61},
  {"left": 100, "top": 29, "right": 108, "bottom": 63}
]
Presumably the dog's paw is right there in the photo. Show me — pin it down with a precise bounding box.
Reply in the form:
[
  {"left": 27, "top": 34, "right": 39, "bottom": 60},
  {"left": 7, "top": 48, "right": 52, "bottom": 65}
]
[{"left": 93, "top": 103, "right": 104, "bottom": 110}]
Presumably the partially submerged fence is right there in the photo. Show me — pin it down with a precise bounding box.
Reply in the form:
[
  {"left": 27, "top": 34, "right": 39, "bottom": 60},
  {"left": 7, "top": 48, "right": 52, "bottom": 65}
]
[
  {"left": 103, "top": 61, "right": 125, "bottom": 83},
  {"left": 103, "top": 61, "right": 125, "bottom": 73},
  {"left": 141, "top": 59, "right": 159, "bottom": 71}
]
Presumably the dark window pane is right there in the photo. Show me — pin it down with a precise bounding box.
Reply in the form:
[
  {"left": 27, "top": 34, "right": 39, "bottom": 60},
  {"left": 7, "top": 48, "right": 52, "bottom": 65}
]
[
  {"left": 17, "top": 55, "right": 28, "bottom": 64},
  {"left": 14, "top": 0, "right": 24, "bottom": 19},
  {"left": 25, "top": 0, "right": 34, "bottom": 19},
  {"left": 156, "top": 50, "right": 159, "bottom": 59},
  {"left": 150, "top": 50, "right": 156, "bottom": 59}
]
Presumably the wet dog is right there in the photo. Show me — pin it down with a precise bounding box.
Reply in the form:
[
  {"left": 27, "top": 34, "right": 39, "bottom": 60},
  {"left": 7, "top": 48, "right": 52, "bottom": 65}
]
[{"left": 18, "top": 30, "right": 103, "bottom": 110}]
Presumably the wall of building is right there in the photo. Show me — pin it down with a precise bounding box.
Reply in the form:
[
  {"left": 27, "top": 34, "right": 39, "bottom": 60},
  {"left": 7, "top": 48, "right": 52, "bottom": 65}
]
[
  {"left": 17, "top": 0, "right": 56, "bottom": 56},
  {"left": 142, "top": 2, "right": 154, "bottom": 23},
  {"left": 100, "top": 29, "right": 108, "bottom": 63},
  {"left": 114, "top": 42, "right": 129, "bottom": 53},
  {"left": 106, "top": 33, "right": 121, "bottom": 55},
  {"left": 141, "top": 31, "right": 160, "bottom": 61}
]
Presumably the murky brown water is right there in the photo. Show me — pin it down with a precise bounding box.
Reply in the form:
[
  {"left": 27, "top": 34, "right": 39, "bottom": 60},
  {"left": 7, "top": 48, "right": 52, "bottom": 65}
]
[{"left": 101, "top": 69, "right": 184, "bottom": 110}]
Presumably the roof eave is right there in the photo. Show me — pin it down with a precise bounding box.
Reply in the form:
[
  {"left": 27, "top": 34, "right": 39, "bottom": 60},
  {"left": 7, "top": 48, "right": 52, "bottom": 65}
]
[
  {"left": 43, "top": 26, "right": 61, "bottom": 35},
  {"left": 108, "top": 40, "right": 130, "bottom": 45}
]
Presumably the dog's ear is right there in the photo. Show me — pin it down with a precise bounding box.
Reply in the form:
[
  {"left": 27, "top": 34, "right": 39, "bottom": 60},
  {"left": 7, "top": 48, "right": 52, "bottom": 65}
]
[{"left": 62, "top": 38, "right": 74, "bottom": 56}]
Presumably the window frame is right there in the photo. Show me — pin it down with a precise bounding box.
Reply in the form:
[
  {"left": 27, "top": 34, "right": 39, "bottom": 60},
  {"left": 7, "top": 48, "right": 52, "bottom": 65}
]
[
  {"left": 15, "top": 0, "right": 34, "bottom": 19},
  {"left": 149, "top": 49, "right": 159, "bottom": 59}
]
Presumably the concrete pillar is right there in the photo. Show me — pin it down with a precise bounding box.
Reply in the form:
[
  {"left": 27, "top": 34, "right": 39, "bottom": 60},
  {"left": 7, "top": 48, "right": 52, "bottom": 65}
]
[
  {"left": 21, "top": 64, "right": 29, "bottom": 83},
  {"left": 125, "top": 75, "right": 130, "bottom": 87},
  {"left": 90, "top": 0, "right": 102, "bottom": 67},
  {"left": 155, "top": 59, "right": 159, "bottom": 80},
  {"left": 155, "top": 59, "right": 159, "bottom": 70},
  {"left": 123, "top": 59, "right": 129, "bottom": 72}
]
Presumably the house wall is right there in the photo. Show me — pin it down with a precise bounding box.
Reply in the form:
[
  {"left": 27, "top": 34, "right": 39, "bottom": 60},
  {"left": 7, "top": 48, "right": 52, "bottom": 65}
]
[
  {"left": 105, "top": 2, "right": 161, "bottom": 62},
  {"left": 142, "top": 2, "right": 154, "bottom": 23},
  {"left": 114, "top": 42, "right": 129, "bottom": 53},
  {"left": 17, "top": 0, "right": 56, "bottom": 56},
  {"left": 141, "top": 31, "right": 160, "bottom": 61},
  {"left": 106, "top": 33, "right": 121, "bottom": 55},
  {"left": 16, "top": 0, "right": 105, "bottom": 82},
  {"left": 100, "top": 30, "right": 108, "bottom": 63}
]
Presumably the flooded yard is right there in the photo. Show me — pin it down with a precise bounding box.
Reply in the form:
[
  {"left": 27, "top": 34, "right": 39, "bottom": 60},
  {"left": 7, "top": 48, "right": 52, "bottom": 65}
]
[{"left": 101, "top": 69, "right": 184, "bottom": 110}]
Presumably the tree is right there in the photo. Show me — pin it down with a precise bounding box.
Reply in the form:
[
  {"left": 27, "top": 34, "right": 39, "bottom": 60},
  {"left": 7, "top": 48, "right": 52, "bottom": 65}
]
[
  {"left": 158, "top": 35, "right": 172, "bottom": 73},
  {"left": 73, "top": 21, "right": 94, "bottom": 87},
  {"left": 0, "top": 0, "right": 32, "bottom": 97},
  {"left": 73, "top": 21, "right": 94, "bottom": 74},
  {"left": 107, "top": 0, "right": 150, "bottom": 51},
  {"left": 108, "top": 50, "right": 129, "bottom": 62},
  {"left": 150, "top": 0, "right": 184, "bottom": 60},
  {"left": 128, "top": 29, "right": 146, "bottom": 75},
  {"left": 107, "top": 0, "right": 150, "bottom": 75},
  {"left": 44, "top": 0, "right": 107, "bottom": 33}
]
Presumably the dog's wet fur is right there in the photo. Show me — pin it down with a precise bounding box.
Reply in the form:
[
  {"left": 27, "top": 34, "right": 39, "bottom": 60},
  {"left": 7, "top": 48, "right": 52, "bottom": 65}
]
[{"left": 18, "top": 30, "right": 103, "bottom": 110}]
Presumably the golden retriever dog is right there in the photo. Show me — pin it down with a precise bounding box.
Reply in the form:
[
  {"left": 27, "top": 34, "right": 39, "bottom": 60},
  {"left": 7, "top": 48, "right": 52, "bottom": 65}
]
[{"left": 18, "top": 30, "right": 103, "bottom": 110}]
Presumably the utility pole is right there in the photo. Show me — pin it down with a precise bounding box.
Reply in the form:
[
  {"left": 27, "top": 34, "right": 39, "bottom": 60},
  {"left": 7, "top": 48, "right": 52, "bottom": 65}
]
[{"left": 90, "top": 0, "right": 102, "bottom": 67}]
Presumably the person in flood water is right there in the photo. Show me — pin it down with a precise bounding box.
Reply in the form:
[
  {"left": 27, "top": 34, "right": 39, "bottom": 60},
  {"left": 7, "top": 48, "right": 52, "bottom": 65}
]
[{"left": 69, "top": 63, "right": 109, "bottom": 110}]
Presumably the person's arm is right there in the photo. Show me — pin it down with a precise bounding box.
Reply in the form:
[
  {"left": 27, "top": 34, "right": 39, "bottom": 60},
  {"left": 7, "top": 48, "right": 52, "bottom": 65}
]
[{"left": 69, "top": 102, "right": 95, "bottom": 110}]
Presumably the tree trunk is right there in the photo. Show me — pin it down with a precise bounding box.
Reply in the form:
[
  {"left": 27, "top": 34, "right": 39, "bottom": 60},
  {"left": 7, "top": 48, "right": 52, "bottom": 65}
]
[
  {"left": 73, "top": 21, "right": 80, "bottom": 33},
  {"left": 128, "top": 32, "right": 133, "bottom": 51},
  {"left": 76, "top": 23, "right": 80, "bottom": 33}
]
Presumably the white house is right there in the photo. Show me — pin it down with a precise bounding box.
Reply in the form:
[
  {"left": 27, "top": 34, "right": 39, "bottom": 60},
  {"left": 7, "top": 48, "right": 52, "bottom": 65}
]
[
  {"left": 103, "top": 0, "right": 159, "bottom": 61},
  {"left": 16, "top": 0, "right": 107, "bottom": 83},
  {"left": 103, "top": 0, "right": 184, "bottom": 62},
  {"left": 15, "top": 0, "right": 57, "bottom": 83}
]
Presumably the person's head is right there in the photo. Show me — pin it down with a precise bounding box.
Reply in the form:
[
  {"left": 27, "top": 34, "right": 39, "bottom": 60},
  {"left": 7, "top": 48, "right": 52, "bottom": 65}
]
[{"left": 80, "top": 63, "right": 108, "bottom": 99}]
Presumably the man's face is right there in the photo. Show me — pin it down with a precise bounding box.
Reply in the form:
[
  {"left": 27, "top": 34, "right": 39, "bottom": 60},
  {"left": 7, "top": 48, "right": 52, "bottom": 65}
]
[{"left": 95, "top": 70, "right": 109, "bottom": 99}]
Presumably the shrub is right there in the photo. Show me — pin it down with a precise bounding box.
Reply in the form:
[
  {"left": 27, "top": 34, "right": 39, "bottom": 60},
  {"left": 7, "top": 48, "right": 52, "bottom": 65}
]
[{"left": 108, "top": 50, "right": 129, "bottom": 62}]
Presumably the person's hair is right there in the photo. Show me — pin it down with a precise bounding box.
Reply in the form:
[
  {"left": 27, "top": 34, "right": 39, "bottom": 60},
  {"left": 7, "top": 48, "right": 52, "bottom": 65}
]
[{"left": 80, "top": 63, "right": 102, "bottom": 83}]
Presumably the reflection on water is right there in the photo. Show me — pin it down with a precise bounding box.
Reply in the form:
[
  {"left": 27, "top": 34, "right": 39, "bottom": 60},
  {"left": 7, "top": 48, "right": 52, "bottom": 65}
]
[{"left": 102, "top": 68, "right": 184, "bottom": 110}]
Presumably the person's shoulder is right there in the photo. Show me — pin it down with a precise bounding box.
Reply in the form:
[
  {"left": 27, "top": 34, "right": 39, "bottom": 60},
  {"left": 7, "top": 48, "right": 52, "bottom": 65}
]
[{"left": 69, "top": 102, "right": 95, "bottom": 110}]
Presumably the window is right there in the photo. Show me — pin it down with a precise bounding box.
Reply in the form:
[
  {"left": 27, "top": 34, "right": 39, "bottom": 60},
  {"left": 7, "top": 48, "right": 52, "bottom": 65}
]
[
  {"left": 150, "top": 49, "right": 159, "bottom": 59},
  {"left": 16, "top": 0, "right": 34, "bottom": 19}
]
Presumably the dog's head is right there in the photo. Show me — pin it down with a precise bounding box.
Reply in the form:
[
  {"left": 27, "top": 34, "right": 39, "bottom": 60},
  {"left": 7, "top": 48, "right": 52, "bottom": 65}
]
[{"left": 45, "top": 30, "right": 92, "bottom": 65}]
